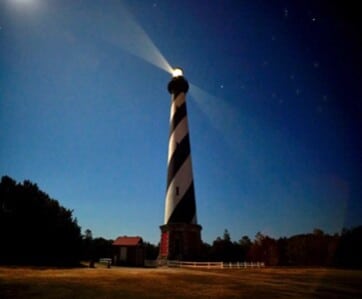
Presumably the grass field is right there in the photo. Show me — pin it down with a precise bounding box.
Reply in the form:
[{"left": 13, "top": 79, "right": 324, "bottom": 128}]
[{"left": 0, "top": 265, "right": 361, "bottom": 298}]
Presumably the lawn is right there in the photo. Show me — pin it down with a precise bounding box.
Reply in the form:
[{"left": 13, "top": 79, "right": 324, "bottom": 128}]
[{"left": 0, "top": 265, "right": 361, "bottom": 298}]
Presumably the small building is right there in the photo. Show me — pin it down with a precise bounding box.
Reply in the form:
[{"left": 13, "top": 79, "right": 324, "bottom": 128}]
[{"left": 112, "top": 236, "right": 144, "bottom": 267}]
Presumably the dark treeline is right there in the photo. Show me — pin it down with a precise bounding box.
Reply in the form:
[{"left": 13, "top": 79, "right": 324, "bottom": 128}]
[
  {"left": 82, "top": 229, "right": 113, "bottom": 263},
  {"left": 0, "top": 176, "right": 82, "bottom": 266},
  {"left": 1, "top": 176, "right": 361, "bottom": 268},
  {"left": 199, "top": 228, "right": 362, "bottom": 268},
  {"left": 0, "top": 175, "right": 160, "bottom": 265}
]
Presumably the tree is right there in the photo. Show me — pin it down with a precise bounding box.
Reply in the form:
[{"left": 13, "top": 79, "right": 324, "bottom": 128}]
[
  {"left": 277, "top": 237, "right": 288, "bottom": 265},
  {"left": 84, "top": 229, "right": 93, "bottom": 240},
  {"left": 82, "top": 229, "right": 94, "bottom": 261},
  {"left": 248, "top": 233, "right": 279, "bottom": 266},
  {"left": 223, "top": 229, "right": 231, "bottom": 242},
  {"left": 239, "top": 235, "right": 252, "bottom": 261},
  {"left": 0, "top": 175, "right": 82, "bottom": 266},
  {"left": 334, "top": 226, "right": 362, "bottom": 268},
  {"left": 144, "top": 242, "right": 159, "bottom": 260},
  {"left": 92, "top": 238, "right": 113, "bottom": 261},
  {"left": 209, "top": 229, "right": 241, "bottom": 262}
]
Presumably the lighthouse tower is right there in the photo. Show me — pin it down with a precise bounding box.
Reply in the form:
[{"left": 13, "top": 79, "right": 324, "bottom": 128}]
[{"left": 159, "top": 68, "right": 202, "bottom": 261}]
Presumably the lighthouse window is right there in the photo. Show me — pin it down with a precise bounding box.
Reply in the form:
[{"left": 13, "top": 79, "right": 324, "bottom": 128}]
[{"left": 176, "top": 186, "right": 179, "bottom": 195}]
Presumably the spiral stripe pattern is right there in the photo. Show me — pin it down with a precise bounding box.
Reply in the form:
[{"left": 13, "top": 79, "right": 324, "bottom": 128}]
[{"left": 164, "top": 76, "right": 197, "bottom": 225}]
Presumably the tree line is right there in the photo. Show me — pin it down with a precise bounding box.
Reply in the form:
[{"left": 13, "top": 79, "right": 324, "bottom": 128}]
[
  {"left": 0, "top": 175, "right": 166, "bottom": 265},
  {"left": 1, "top": 176, "right": 361, "bottom": 268},
  {"left": 0, "top": 176, "right": 82, "bottom": 266},
  {"left": 79, "top": 227, "right": 362, "bottom": 269},
  {"left": 199, "top": 228, "right": 362, "bottom": 268}
]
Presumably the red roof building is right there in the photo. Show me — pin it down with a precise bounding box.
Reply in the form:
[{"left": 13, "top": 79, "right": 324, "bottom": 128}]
[
  {"left": 112, "top": 236, "right": 144, "bottom": 267},
  {"left": 113, "top": 236, "right": 143, "bottom": 247}
]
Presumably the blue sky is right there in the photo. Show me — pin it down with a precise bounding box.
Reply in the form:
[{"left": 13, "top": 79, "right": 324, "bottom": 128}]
[{"left": 1, "top": 0, "right": 361, "bottom": 244}]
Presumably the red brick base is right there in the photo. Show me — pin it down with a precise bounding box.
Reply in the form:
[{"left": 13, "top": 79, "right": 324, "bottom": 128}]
[{"left": 159, "top": 223, "right": 202, "bottom": 261}]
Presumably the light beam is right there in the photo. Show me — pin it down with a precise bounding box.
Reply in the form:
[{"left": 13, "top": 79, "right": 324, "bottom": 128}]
[
  {"left": 189, "top": 83, "right": 243, "bottom": 138},
  {"left": 102, "top": 2, "right": 173, "bottom": 75},
  {"left": 6, "top": 0, "right": 43, "bottom": 13}
]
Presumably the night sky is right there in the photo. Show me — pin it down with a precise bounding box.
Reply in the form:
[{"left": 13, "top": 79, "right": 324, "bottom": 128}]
[{"left": 1, "top": 0, "right": 361, "bottom": 244}]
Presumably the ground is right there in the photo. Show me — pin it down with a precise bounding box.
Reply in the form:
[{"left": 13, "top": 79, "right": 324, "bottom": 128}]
[{"left": 0, "top": 265, "right": 361, "bottom": 298}]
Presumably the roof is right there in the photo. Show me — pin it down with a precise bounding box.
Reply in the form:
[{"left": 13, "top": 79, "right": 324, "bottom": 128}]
[{"left": 113, "top": 236, "right": 143, "bottom": 246}]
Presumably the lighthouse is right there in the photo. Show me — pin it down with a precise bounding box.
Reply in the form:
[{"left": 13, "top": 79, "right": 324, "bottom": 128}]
[{"left": 159, "top": 68, "right": 202, "bottom": 261}]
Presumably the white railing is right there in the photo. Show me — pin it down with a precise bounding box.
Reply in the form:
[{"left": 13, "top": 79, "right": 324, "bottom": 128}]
[
  {"left": 99, "top": 258, "right": 112, "bottom": 263},
  {"left": 144, "top": 259, "right": 159, "bottom": 267},
  {"left": 222, "top": 261, "right": 265, "bottom": 268},
  {"left": 166, "top": 260, "right": 265, "bottom": 269},
  {"left": 167, "top": 261, "right": 223, "bottom": 268}
]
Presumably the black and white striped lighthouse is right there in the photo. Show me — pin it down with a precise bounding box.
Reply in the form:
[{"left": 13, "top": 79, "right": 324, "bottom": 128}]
[{"left": 159, "top": 68, "right": 202, "bottom": 261}]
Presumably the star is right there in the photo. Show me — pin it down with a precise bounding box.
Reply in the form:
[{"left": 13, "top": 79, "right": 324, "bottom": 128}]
[{"left": 284, "top": 8, "right": 289, "bottom": 18}]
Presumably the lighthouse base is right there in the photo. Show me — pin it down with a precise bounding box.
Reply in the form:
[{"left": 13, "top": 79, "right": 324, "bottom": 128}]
[{"left": 158, "top": 223, "right": 202, "bottom": 261}]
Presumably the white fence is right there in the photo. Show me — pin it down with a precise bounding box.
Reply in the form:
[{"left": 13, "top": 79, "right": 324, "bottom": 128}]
[
  {"left": 166, "top": 260, "right": 265, "bottom": 269},
  {"left": 144, "top": 259, "right": 265, "bottom": 269},
  {"left": 167, "top": 261, "right": 223, "bottom": 269},
  {"left": 99, "top": 258, "right": 112, "bottom": 264}
]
